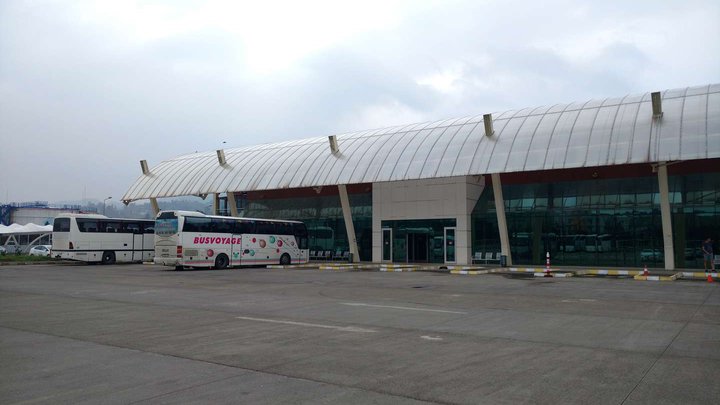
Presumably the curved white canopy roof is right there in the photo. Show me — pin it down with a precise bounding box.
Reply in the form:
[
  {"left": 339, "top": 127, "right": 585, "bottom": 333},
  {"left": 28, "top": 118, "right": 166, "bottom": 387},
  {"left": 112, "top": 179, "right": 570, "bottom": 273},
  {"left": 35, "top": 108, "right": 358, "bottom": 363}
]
[
  {"left": 123, "top": 84, "right": 720, "bottom": 202},
  {"left": 0, "top": 223, "right": 53, "bottom": 234}
]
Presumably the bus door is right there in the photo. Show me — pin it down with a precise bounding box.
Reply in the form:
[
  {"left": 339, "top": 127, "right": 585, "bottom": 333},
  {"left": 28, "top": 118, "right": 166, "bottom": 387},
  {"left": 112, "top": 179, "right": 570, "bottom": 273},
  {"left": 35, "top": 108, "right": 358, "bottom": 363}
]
[
  {"left": 231, "top": 234, "right": 243, "bottom": 265},
  {"left": 125, "top": 222, "right": 144, "bottom": 262},
  {"left": 132, "top": 233, "right": 144, "bottom": 261}
]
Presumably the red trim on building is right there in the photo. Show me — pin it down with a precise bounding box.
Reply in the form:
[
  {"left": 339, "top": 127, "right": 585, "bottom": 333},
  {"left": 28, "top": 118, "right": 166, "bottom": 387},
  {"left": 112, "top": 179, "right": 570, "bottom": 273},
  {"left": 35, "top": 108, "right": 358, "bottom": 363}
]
[
  {"left": 235, "top": 158, "right": 719, "bottom": 197},
  {"left": 487, "top": 158, "right": 720, "bottom": 186}
]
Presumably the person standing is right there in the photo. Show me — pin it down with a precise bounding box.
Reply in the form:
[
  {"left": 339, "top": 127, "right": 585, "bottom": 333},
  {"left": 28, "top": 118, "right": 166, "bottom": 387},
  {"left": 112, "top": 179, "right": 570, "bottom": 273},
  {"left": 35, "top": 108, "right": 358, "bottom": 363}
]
[{"left": 702, "top": 238, "right": 714, "bottom": 272}]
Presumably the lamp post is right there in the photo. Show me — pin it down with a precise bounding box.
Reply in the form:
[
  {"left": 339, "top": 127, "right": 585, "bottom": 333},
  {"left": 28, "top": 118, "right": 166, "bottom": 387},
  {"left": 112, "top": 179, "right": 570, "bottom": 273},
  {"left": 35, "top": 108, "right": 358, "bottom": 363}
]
[{"left": 103, "top": 196, "right": 112, "bottom": 215}]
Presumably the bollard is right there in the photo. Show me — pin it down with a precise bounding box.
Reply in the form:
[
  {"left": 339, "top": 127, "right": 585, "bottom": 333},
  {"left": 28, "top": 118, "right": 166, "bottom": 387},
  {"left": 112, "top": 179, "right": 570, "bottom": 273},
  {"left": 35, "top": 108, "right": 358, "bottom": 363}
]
[{"left": 544, "top": 251, "right": 552, "bottom": 277}]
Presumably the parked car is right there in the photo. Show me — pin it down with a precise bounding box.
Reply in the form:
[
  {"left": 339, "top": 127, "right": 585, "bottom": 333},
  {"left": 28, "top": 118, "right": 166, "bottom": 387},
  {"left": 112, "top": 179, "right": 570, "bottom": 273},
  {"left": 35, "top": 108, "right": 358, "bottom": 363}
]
[
  {"left": 29, "top": 245, "right": 52, "bottom": 257},
  {"left": 640, "top": 248, "right": 662, "bottom": 261},
  {"left": 0, "top": 246, "right": 6, "bottom": 255}
]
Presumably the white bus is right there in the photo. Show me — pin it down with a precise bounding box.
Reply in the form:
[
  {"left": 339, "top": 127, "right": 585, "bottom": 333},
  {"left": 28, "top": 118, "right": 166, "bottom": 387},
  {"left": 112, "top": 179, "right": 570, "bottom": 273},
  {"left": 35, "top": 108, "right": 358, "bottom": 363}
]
[
  {"left": 52, "top": 214, "right": 155, "bottom": 264},
  {"left": 584, "top": 234, "right": 613, "bottom": 253},
  {"left": 153, "top": 210, "right": 309, "bottom": 269}
]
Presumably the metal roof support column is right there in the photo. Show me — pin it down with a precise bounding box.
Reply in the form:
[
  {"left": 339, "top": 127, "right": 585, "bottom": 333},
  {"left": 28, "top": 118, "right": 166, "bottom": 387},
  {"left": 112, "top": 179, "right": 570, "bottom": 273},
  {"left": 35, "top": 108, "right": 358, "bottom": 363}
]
[
  {"left": 657, "top": 162, "right": 675, "bottom": 270},
  {"left": 227, "top": 192, "right": 239, "bottom": 217},
  {"left": 212, "top": 194, "right": 220, "bottom": 215},
  {"left": 338, "top": 184, "right": 359, "bottom": 263},
  {"left": 491, "top": 173, "right": 512, "bottom": 266},
  {"left": 150, "top": 198, "right": 160, "bottom": 217}
]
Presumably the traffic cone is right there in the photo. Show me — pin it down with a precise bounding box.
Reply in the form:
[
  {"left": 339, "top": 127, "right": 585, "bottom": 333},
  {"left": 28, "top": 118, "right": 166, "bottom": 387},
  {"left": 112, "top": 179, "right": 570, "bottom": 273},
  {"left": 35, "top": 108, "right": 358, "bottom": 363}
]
[
  {"left": 544, "top": 252, "right": 552, "bottom": 277},
  {"left": 643, "top": 264, "right": 649, "bottom": 276},
  {"left": 708, "top": 274, "right": 714, "bottom": 283}
]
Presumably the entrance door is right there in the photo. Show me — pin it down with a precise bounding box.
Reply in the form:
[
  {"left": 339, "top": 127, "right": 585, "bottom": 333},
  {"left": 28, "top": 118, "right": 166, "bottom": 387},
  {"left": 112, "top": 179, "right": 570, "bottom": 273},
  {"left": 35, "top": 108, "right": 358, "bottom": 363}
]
[
  {"left": 407, "top": 233, "right": 429, "bottom": 262},
  {"left": 444, "top": 227, "right": 456, "bottom": 263},
  {"left": 382, "top": 228, "right": 392, "bottom": 262}
]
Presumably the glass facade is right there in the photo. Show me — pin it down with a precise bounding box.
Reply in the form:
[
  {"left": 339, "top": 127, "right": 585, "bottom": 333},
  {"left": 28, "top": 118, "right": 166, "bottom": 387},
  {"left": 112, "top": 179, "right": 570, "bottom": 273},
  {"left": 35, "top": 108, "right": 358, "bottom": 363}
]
[
  {"left": 472, "top": 176, "right": 666, "bottom": 268},
  {"left": 669, "top": 173, "right": 720, "bottom": 269},
  {"left": 381, "top": 219, "right": 456, "bottom": 263},
  {"left": 214, "top": 162, "right": 718, "bottom": 267},
  {"left": 243, "top": 192, "right": 373, "bottom": 261},
  {"left": 472, "top": 169, "right": 720, "bottom": 269}
]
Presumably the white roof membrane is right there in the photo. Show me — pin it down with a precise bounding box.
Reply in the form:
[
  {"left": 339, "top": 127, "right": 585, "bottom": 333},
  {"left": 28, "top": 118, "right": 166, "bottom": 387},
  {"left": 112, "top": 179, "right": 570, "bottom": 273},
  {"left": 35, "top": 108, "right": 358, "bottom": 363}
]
[{"left": 123, "top": 84, "right": 720, "bottom": 202}]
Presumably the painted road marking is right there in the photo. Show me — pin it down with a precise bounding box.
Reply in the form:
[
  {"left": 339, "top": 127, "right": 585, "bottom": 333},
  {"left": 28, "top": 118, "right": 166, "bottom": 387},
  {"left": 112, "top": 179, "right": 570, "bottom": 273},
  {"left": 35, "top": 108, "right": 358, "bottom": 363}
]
[
  {"left": 236, "top": 316, "right": 376, "bottom": 333},
  {"left": 421, "top": 335, "right": 443, "bottom": 341},
  {"left": 341, "top": 302, "right": 467, "bottom": 314},
  {"left": 561, "top": 299, "right": 598, "bottom": 303}
]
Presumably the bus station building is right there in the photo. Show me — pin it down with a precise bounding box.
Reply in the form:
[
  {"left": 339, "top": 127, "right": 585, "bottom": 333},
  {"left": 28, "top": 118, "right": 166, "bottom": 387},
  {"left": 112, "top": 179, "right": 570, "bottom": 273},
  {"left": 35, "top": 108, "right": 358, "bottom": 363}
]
[{"left": 122, "top": 84, "right": 720, "bottom": 270}]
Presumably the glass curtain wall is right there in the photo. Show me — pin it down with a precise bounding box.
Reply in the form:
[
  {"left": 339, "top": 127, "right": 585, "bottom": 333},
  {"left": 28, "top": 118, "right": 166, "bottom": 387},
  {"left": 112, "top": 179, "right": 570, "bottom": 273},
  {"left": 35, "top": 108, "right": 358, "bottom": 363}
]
[
  {"left": 669, "top": 173, "right": 720, "bottom": 269},
  {"left": 471, "top": 176, "right": 665, "bottom": 267},
  {"left": 244, "top": 193, "right": 372, "bottom": 261}
]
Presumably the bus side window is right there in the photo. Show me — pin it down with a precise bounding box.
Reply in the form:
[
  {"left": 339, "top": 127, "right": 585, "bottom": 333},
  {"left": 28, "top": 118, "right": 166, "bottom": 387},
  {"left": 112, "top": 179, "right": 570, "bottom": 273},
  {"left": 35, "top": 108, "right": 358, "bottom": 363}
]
[
  {"left": 100, "top": 221, "right": 121, "bottom": 233},
  {"left": 77, "top": 219, "right": 99, "bottom": 232},
  {"left": 53, "top": 218, "right": 70, "bottom": 232},
  {"left": 235, "top": 220, "right": 255, "bottom": 234},
  {"left": 183, "top": 217, "right": 212, "bottom": 232},
  {"left": 143, "top": 223, "right": 154, "bottom": 234},
  {"left": 257, "top": 221, "right": 276, "bottom": 234},
  {"left": 278, "top": 223, "right": 292, "bottom": 236},
  {"left": 212, "top": 218, "right": 233, "bottom": 233},
  {"left": 125, "top": 222, "right": 141, "bottom": 234}
]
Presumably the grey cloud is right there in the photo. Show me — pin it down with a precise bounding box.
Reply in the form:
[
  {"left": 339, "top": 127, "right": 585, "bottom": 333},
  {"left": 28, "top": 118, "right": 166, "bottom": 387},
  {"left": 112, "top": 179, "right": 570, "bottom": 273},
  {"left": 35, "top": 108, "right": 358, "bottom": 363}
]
[{"left": 1, "top": 0, "right": 718, "bottom": 202}]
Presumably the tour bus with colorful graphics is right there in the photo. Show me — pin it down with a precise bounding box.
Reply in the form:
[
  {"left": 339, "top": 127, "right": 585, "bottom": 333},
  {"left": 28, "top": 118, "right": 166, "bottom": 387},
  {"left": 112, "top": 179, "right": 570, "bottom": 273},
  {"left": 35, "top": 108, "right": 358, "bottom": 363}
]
[{"left": 154, "top": 210, "right": 309, "bottom": 269}]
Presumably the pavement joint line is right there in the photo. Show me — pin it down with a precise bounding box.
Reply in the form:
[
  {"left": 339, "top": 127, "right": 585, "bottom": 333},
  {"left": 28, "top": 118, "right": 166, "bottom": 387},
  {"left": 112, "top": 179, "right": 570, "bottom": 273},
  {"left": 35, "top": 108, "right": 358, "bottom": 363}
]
[
  {"left": 340, "top": 302, "right": 468, "bottom": 314},
  {"left": 127, "top": 373, "right": 246, "bottom": 405},
  {"left": 235, "top": 315, "right": 377, "bottom": 333},
  {"left": 0, "top": 325, "right": 437, "bottom": 405},
  {"left": 3, "top": 302, "right": 714, "bottom": 365},
  {"left": 619, "top": 276, "right": 716, "bottom": 405}
]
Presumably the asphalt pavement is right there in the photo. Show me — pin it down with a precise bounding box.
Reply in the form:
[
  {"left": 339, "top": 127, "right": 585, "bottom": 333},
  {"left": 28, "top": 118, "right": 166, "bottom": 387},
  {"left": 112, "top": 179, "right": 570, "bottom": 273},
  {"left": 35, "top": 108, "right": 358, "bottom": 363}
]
[{"left": 1, "top": 263, "right": 718, "bottom": 404}]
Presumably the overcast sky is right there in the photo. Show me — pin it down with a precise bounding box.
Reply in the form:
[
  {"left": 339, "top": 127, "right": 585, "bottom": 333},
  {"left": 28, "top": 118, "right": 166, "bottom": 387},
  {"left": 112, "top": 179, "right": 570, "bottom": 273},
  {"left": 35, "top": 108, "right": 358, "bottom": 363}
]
[{"left": 1, "top": 0, "right": 718, "bottom": 203}]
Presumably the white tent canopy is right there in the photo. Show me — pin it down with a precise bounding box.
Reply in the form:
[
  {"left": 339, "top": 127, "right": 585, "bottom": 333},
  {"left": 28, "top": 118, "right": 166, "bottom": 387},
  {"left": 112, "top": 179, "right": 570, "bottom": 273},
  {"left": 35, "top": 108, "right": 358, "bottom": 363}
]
[{"left": 0, "top": 223, "right": 53, "bottom": 234}]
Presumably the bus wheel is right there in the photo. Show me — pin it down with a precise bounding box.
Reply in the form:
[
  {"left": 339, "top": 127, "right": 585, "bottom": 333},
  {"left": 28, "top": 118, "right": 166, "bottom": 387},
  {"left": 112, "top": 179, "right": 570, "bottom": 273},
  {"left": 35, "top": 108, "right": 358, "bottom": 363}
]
[
  {"left": 175, "top": 266, "right": 184, "bottom": 271},
  {"left": 101, "top": 251, "right": 116, "bottom": 265},
  {"left": 280, "top": 253, "right": 291, "bottom": 266},
  {"left": 214, "top": 254, "right": 229, "bottom": 269}
]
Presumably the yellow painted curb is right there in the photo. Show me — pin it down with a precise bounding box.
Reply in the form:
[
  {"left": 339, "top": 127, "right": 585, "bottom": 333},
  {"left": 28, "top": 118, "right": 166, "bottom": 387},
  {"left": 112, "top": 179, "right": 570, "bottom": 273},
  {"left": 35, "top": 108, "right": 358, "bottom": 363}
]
[
  {"left": 532, "top": 272, "right": 574, "bottom": 278},
  {"left": 580, "top": 269, "right": 643, "bottom": 276},
  {"left": 446, "top": 265, "right": 487, "bottom": 271},
  {"left": 506, "top": 267, "right": 542, "bottom": 273},
  {"left": 379, "top": 267, "right": 416, "bottom": 272},
  {"left": 266, "top": 264, "right": 319, "bottom": 270},
  {"left": 633, "top": 273, "right": 679, "bottom": 281},
  {"left": 680, "top": 272, "right": 719, "bottom": 280},
  {"left": 450, "top": 269, "right": 489, "bottom": 275}
]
